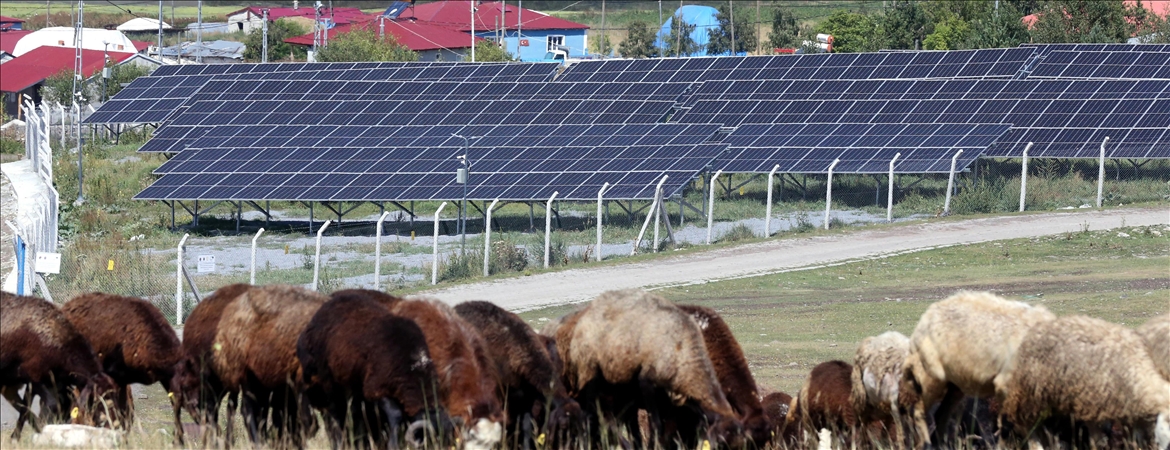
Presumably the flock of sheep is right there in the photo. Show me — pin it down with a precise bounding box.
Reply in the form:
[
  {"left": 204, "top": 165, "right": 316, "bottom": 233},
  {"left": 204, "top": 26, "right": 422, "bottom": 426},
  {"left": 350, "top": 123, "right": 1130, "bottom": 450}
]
[{"left": 1, "top": 287, "right": 1167, "bottom": 450}]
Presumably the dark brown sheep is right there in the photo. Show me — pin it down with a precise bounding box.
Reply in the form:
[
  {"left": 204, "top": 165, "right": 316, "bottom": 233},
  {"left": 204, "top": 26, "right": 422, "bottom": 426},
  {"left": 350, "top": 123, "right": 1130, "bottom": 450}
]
[
  {"left": 171, "top": 283, "right": 251, "bottom": 446},
  {"left": 676, "top": 304, "right": 771, "bottom": 447},
  {"left": 454, "top": 301, "right": 585, "bottom": 450},
  {"left": 760, "top": 391, "right": 795, "bottom": 444},
  {"left": 789, "top": 360, "right": 859, "bottom": 449},
  {"left": 559, "top": 289, "right": 743, "bottom": 448},
  {"left": 389, "top": 298, "right": 504, "bottom": 450},
  {"left": 0, "top": 292, "right": 115, "bottom": 439},
  {"left": 298, "top": 290, "right": 452, "bottom": 449},
  {"left": 60, "top": 293, "right": 182, "bottom": 432},
  {"left": 212, "top": 284, "right": 327, "bottom": 448}
]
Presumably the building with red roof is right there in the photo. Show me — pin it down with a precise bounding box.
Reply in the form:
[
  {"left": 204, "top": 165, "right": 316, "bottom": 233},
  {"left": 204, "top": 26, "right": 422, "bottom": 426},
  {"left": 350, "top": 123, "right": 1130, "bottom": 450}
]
[
  {"left": 397, "top": 1, "right": 589, "bottom": 61},
  {"left": 285, "top": 17, "right": 481, "bottom": 61},
  {"left": 0, "top": 46, "right": 150, "bottom": 119},
  {"left": 0, "top": 29, "right": 32, "bottom": 54},
  {"left": 0, "top": 16, "right": 23, "bottom": 31},
  {"left": 226, "top": 6, "right": 372, "bottom": 34}
]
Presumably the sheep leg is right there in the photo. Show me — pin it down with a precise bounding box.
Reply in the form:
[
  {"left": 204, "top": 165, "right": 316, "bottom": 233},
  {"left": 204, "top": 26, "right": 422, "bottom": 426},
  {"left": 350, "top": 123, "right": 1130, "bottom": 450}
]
[
  {"left": 224, "top": 391, "right": 239, "bottom": 450},
  {"left": 931, "top": 387, "right": 965, "bottom": 447},
  {"left": 4, "top": 383, "right": 34, "bottom": 440},
  {"left": 240, "top": 390, "right": 263, "bottom": 446},
  {"left": 379, "top": 397, "right": 404, "bottom": 450},
  {"left": 520, "top": 411, "right": 535, "bottom": 450},
  {"left": 324, "top": 398, "right": 347, "bottom": 450}
]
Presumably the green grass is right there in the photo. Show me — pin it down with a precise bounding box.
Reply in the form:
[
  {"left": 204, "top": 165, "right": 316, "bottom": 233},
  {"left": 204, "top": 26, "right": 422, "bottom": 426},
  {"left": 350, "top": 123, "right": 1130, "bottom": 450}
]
[{"left": 519, "top": 224, "right": 1170, "bottom": 394}]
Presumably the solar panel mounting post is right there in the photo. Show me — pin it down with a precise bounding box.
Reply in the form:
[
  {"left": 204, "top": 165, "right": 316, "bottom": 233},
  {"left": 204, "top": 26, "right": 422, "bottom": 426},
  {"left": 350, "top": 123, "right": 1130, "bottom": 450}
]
[
  {"left": 432, "top": 202, "right": 448, "bottom": 285},
  {"left": 1019, "top": 142, "right": 1032, "bottom": 212},
  {"left": 1096, "top": 137, "right": 1110, "bottom": 208},
  {"left": 944, "top": 150, "right": 963, "bottom": 216},
  {"left": 483, "top": 199, "right": 500, "bottom": 277},
  {"left": 311, "top": 220, "right": 332, "bottom": 291},
  {"left": 888, "top": 153, "right": 901, "bottom": 222},
  {"left": 544, "top": 192, "right": 559, "bottom": 268},
  {"left": 765, "top": 164, "right": 780, "bottom": 237},
  {"left": 707, "top": 170, "right": 722, "bottom": 245},
  {"left": 374, "top": 212, "right": 390, "bottom": 290},
  {"left": 596, "top": 183, "right": 611, "bottom": 262},
  {"left": 250, "top": 228, "right": 265, "bottom": 285},
  {"left": 825, "top": 159, "right": 840, "bottom": 230}
]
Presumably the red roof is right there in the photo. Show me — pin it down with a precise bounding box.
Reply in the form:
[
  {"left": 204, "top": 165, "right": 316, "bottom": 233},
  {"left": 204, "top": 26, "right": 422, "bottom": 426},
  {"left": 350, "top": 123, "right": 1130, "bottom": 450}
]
[
  {"left": 285, "top": 18, "right": 480, "bottom": 51},
  {"left": 131, "top": 40, "right": 151, "bottom": 52},
  {"left": 0, "top": 46, "right": 135, "bottom": 93},
  {"left": 227, "top": 6, "right": 372, "bottom": 25},
  {"left": 398, "top": 1, "right": 588, "bottom": 32},
  {"left": 0, "top": 16, "right": 23, "bottom": 23},
  {"left": 1023, "top": 0, "right": 1170, "bottom": 28},
  {"left": 0, "top": 30, "right": 32, "bottom": 53}
]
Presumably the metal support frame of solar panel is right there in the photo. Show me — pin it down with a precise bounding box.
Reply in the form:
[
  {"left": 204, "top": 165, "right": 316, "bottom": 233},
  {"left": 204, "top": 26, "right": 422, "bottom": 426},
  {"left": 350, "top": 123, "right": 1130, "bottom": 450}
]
[
  {"left": 717, "top": 123, "right": 1009, "bottom": 174},
  {"left": 135, "top": 123, "right": 729, "bottom": 202},
  {"left": 139, "top": 99, "right": 679, "bottom": 153},
  {"left": 684, "top": 78, "right": 1170, "bottom": 105},
  {"left": 86, "top": 62, "right": 560, "bottom": 124},
  {"left": 1028, "top": 51, "right": 1170, "bottom": 79},
  {"left": 677, "top": 97, "right": 1170, "bottom": 159},
  {"left": 557, "top": 48, "right": 1034, "bottom": 83}
]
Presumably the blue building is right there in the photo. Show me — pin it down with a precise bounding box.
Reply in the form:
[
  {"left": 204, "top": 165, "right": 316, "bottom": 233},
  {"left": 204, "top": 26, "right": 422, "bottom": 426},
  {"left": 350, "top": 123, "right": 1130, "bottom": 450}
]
[{"left": 398, "top": 1, "right": 590, "bottom": 62}]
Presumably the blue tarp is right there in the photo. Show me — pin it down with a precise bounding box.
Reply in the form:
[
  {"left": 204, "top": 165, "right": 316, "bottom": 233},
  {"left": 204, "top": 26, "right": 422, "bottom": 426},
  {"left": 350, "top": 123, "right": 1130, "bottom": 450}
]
[{"left": 654, "top": 5, "right": 719, "bottom": 57}]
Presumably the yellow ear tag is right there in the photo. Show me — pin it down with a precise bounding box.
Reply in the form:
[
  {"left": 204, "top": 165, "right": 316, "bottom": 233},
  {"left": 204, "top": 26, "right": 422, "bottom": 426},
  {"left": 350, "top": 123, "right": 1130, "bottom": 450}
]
[
  {"left": 167, "top": 392, "right": 174, "bottom": 399},
  {"left": 701, "top": 440, "right": 711, "bottom": 450},
  {"left": 213, "top": 343, "right": 222, "bottom": 352},
  {"left": 70, "top": 407, "right": 80, "bottom": 419},
  {"left": 536, "top": 433, "right": 546, "bottom": 445}
]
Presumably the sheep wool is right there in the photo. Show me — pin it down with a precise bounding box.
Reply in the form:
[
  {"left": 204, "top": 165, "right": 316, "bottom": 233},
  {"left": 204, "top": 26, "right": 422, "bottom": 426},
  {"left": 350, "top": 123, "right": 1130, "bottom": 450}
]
[{"left": 1137, "top": 313, "right": 1170, "bottom": 382}]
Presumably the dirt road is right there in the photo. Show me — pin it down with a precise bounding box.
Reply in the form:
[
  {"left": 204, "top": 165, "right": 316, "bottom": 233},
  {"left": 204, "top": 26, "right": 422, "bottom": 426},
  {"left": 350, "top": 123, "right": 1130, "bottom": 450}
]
[{"left": 424, "top": 208, "right": 1169, "bottom": 311}]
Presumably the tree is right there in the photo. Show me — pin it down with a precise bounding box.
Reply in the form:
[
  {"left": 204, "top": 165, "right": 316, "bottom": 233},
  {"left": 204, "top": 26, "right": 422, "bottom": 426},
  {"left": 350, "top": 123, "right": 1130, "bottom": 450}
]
[
  {"left": 965, "top": 1, "right": 1030, "bottom": 48},
  {"left": 768, "top": 7, "right": 801, "bottom": 50},
  {"left": 881, "top": 0, "right": 932, "bottom": 49},
  {"left": 315, "top": 30, "right": 418, "bottom": 62},
  {"left": 39, "top": 69, "right": 78, "bottom": 107},
  {"left": 242, "top": 18, "right": 307, "bottom": 62},
  {"left": 473, "top": 40, "right": 513, "bottom": 62},
  {"left": 816, "top": 10, "right": 882, "bottom": 53},
  {"left": 1029, "top": 0, "right": 1135, "bottom": 43},
  {"left": 100, "top": 63, "right": 151, "bottom": 101},
  {"left": 665, "top": 14, "right": 701, "bottom": 57},
  {"left": 620, "top": 20, "right": 659, "bottom": 58},
  {"left": 923, "top": 14, "right": 972, "bottom": 50},
  {"left": 592, "top": 34, "right": 614, "bottom": 56},
  {"left": 707, "top": 2, "right": 758, "bottom": 55}
]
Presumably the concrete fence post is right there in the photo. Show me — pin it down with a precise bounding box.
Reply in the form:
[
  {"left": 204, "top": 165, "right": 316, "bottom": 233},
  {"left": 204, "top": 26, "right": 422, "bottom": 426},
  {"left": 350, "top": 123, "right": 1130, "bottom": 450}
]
[
  {"left": 1096, "top": 137, "right": 1110, "bottom": 208},
  {"left": 1020, "top": 142, "right": 1032, "bottom": 212},
  {"left": 374, "top": 211, "right": 390, "bottom": 289},
  {"left": 483, "top": 199, "right": 499, "bottom": 277},
  {"left": 311, "top": 220, "right": 332, "bottom": 291},
  {"left": 176, "top": 233, "right": 189, "bottom": 325},
  {"left": 431, "top": 202, "right": 448, "bottom": 285},
  {"left": 764, "top": 164, "right": 779, "bottom": 236},
  {"left": 887, "top": 153, "right": 901, "bottom": 222},
  {"left": 544, "top": 192, "right": 559, "bottom": 268},
  {"left": 706, "top": 170, "right": 722, "bottom": 244},
  {"left": 944, "top": 149, "right": 964, "bottom": 215},
  {"left": 250, "top": 228, "right": 264, "bottom": 285},
  {"left": 825, "top": 159, "right": 841, "bottom": 230},
  {"left": 596, "top": 183, "right": 611, "bottom": 262}
]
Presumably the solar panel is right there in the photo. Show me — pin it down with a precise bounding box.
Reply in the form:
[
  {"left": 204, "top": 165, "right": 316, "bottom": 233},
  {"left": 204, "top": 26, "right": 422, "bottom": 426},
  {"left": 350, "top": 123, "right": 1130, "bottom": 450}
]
[
  {"left": 1029, "top": 51, "right": 1170, "bottom": 79},
  {"left": 134, "top": 123, "right": 728, "bottom": 202},
  {"left": 1023, "top": 43, "right": 1170, "bottom": 55},
  {"left": 685, "top": 78, "right": 1169, "bottom": 104},
  {"left": 717, "top": 123, "right": 1008, "bottom": 173}
]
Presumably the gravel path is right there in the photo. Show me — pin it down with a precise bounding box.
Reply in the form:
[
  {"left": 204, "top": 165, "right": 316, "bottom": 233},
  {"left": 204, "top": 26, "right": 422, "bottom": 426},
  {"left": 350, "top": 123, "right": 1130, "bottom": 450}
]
[{"left": 423, "top": 207, "right": 1169, "bottom": 311}]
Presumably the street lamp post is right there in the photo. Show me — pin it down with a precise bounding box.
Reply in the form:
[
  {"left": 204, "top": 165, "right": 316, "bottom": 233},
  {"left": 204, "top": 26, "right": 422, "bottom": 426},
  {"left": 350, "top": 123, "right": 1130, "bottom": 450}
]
[
  {"left": 101, "top": 41, "right": 109, "bottom": 103},
  {"left": 451, "top": 133, "right": 475, "bottom": 255}
]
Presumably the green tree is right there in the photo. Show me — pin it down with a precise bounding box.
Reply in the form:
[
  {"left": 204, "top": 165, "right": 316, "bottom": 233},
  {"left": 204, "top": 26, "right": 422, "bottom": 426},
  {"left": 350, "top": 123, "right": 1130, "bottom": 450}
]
[
  {"left": 923, "top": 14, "right": 972, "bottom": 50},
  {"left": 101, "top": 63, "right": 151, "bottom": 101},
  {"left": 620, "top": 20, "right": 659, "bottom": 58},
  {"left": 881, "top": 0, "right": 932, "bottom": 49},
  {"left": 242, "top": 18, "right": 307, "bottom": 62},
  {"left": 665, "top": 14, "right": 701, "bottom": 57},
  {"left": 1029, "top": 0, "right": 1136, "bottom": 43},
  {"left": 965, "top": 1, "right": 1030, "bottom": 48},
  {"left": 707, "top": 2, "right": 758, "bottom": 55},
  {"left": 39, "top": 69, "right": 79, "bottom": 107},
  {"left": 768, "top": 7, "right": 801, "bottom": 49},
  {"left": 473, "top": 40, "right": 513, "bottom": 62},
  {"left": 592, "top": 33, "right": 614, "bottom": 56},
  {"left": 316, "top": 30, "right": 418, "bottom": 62},
  {"left": 816, "top": 10, "right": 882, "bottom": 53}
]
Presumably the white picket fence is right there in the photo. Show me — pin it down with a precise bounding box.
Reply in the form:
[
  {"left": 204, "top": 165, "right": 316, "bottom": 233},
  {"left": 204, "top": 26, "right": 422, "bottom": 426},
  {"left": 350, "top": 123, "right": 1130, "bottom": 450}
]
[{"left": 3, "top": 97, "right": 59, "bottom": 297}]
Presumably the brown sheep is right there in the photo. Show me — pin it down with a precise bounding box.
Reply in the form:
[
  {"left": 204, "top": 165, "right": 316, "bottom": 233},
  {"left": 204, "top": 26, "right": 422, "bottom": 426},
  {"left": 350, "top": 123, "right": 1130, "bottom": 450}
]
[
  {"left": 760, "top": 391, "right": 794, "bottom": 444},
  {"left": 998, "top": 315, "right": 1170, "bottom": 449},
  {"left": 0, "top": 292, "right": 116, "bottom": 439},
  {"left": 389, "top": 298, "right": 504, "bottom": 450},
  {"left": 298, "top": 290, "right": 452, "bottom": 449},
  {"left": 60, "top": 293, "right": 182, "bottom": 432},
  {"left": 901, "top": 291, "right": 1054, "bottom": 448},
  {"left": 674, "top": 304, "right": 771, "bottom": 447},
  {"left": 788, "top": 360, "right": 859, "bottom": 450},
  {"left": 1137, "top": 313, "right": 1170, "bottom": 381},
  {"left": 560, "top": 289, "right": 743, "bottom": 448},
  {"left": 212, "top": 284, "right": 327, "bottom": 448},
  {"left": 454, "top": 301, "right": 585, "bottom": 450},
  {"left": 850, "top": 331, "right": 916, "bottom": 448},
  {"left": 172, "top": 283, "right": 251, "bottom": 445}
]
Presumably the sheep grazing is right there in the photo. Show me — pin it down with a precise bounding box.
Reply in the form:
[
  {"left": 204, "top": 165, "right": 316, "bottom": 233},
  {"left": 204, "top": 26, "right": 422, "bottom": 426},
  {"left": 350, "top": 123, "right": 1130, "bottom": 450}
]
[
  {"left": 998, "top": 314, "right": 1170, "bottom": 449},
  {"left": 789, "top": 360, "right": 859, "bottom": 449},
  {"left": 298, "top": 290, "right": 451, "bottom": 449},
  {"left": 559, "top": 289, "right": 743, "bottom": 448},
  {"left": 901, "top": 290, "right": 1055, "bottom": 448},
  {"left": 1137, "top": 313, "right": 1170, "bottom": 381},
  {"left": 60, "top": 293, "right": 182, "bottom": 432},
  {"left": 172, "top": 283, "right": 251, "bottom": 445},
  {"left": 760, "top": 391, "right": 794, "bottom": 443},
  {"left": 389, "top": 299, "right": 504, "bottom": 450},
  {"left": 0, "top": 292, "right": 115, "bottom": 440},
  {"left": 454, "top": 301, "right": 584, "bottom": 450},
  {"left": 212, "top": 284, "right": 327, "bottom": 448},
  {"left": 675, "top": 304, "right": 771, "bottom": 447},
  {"left": 850, "top": 331, "right": 915, "bottom": 447}
]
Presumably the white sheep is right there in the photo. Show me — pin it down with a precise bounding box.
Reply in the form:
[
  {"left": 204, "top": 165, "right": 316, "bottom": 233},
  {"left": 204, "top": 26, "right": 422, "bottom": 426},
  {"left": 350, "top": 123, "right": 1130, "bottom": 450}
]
[
  {"left": 998, "top": 314, "right": 1170, "bottom": 450},
  {"left": 901, "top": 291, "right": 1055, "bottom": 448},
  {"left": 850, "top": 331, "right": 912, "bottom": 447},
  {"left": 1137, "top": 313, "right": 1170, "bottom": 382}
]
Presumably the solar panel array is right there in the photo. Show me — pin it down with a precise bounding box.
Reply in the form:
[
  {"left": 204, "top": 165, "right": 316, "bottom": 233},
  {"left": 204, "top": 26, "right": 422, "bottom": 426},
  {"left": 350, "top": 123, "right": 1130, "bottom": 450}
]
[
  {"left": 717, "top": 123, "right": 1009, "bottom": 174},
  {"left": 135, "top": 123, "right": 727, "bottom": 202},
  {"left": 1029, "top": 51, "right": 1170, "bottom": 79},
  {"left": 179, "top": 80, "right": 691, "bottom": 104},
  {"left": 687, "top": 78, "right": 1170, "bottom": 103},
  {"left": 1023, "top": 43, "right": 1170, "bottom": 55}
]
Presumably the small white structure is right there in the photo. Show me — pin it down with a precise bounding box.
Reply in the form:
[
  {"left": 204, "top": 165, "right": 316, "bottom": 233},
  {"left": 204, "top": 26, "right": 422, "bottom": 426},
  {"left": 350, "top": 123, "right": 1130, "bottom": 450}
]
[
  {"left": 116, "top": 17, "right": 172, "bottom": 32},
  {"left": 11, "top": 27, "right": 136, "bottom": 57}
]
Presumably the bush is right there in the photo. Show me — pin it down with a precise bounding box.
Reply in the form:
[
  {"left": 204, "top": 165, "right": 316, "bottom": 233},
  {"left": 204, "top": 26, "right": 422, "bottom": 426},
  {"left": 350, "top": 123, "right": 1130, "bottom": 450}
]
[
  {"left": 489, "top": 239, "right": 528, "bottom": 274},
  {"left": 951, "top": 177, "right": 1009, "bottom": 215},
  {"left": 720, "top": 223, "right": 757, "bottom": 243},
  {"left": 440, "top": 250, "right": 481, "bottom": 282}
]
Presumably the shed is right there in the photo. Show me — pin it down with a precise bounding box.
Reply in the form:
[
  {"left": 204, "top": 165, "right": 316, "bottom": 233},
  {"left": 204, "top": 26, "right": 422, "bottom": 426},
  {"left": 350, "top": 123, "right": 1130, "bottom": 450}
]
[
  {"left": 227, "top": 6, "right": 370, "bottom": 34},
  {"left": 11, "top": 27, "right": 137, "bottom": 57}
]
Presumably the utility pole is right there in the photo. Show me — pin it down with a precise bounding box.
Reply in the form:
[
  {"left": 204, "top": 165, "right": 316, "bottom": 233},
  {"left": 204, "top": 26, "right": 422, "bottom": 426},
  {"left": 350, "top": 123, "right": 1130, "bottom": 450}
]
[
  {"left": 676, "top": 0, "right": 682, "bottom": 57},
  {"left": 756, "top": 0, "right": 761, "bottom": 54},
  {"left": 261, "top": 9, "right": 269, "bottom": 63},
  {"left": 196, "top": 1, "right": 202, "bottom": 63},
  {"left": 157, "top": 1, "right": 163, "bottom": 58},
  {"left": 517, "top": 0, "right": 523, "bottom": 59},
  {"left": 74, "top": 0, "right": 84, "bottom": 205},
  {"left": 46, "top": 1, "right": 50, "bottom": 28},
  {"left": 729, "top": 0, "right": 736, "bottom": 56},
  {"left": 470, "top": 0, "right": 476, "bottom": 61},
  {"left": 658, "top": 0, "right": 663, "bottom": 54},
  {"left": 601, "top": 0, "right": 606, "bottom": 56}
]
